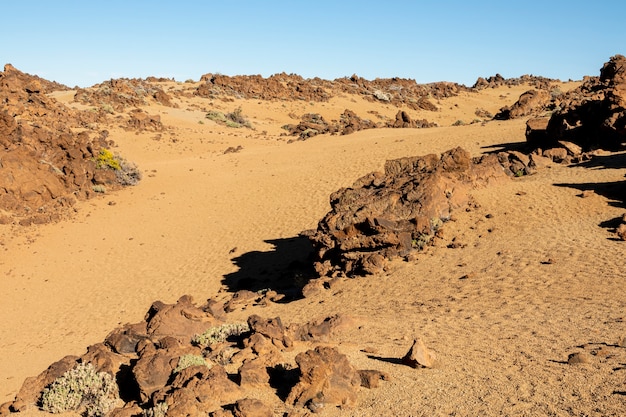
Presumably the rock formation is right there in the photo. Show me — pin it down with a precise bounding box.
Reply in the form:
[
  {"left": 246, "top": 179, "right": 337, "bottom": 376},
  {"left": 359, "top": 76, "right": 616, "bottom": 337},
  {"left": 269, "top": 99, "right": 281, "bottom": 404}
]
[
  {"left": 526, "top": 54, "right": 626, "bottom": 152},
  {"left": 0, "top": 296, "right": 386, "bottom": 416},
  {"left": 0, "top": 64, "right": 140, "bottom": 225},
  {"left": 303, "top": 147, "right": 535, "bottom": 278}
]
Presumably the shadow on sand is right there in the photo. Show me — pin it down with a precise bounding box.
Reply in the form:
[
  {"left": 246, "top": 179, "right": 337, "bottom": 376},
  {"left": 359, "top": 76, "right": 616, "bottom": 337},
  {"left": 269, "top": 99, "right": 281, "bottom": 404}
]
[
  {"left": 222, "top": 235, "right": 317, "bottom": 301},
  {"left": 480, "top": 141, "right": 531, "bottom": 154}
]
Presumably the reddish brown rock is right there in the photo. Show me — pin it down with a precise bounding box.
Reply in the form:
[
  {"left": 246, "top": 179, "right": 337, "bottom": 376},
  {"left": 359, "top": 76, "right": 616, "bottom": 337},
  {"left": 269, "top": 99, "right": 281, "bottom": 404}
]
[
  {"left": 144, "top": 295, "right": 218, "bottom": 342},
  {"left": 401, "top": 338, "right": 437, "bottom": 368},
  {"left": 358, "top": 369, "right": 391, "bottom": 388},
  {"left": 233, "top": 398, "right": 273, "bottom": 417},
  {"left": 238, "top": 359, "right": 270, "bottom": 388},
  {"left": 526, "top": 55, "right": 626, "bottom": 151},
  {"left": 287, "top": 346, "right": 362, "bottom": 412},
  {"left": 5, "top": 355, "right": 79, "bottom": 412},
  {"left": 495, "top": 89, "right": 550, "bottom": 120},
  {"left": 304, "top": 147, "right": 518, "bottom": 277},
  {"left": 132, "top": 337, "right": 201, "bottom": 403}
]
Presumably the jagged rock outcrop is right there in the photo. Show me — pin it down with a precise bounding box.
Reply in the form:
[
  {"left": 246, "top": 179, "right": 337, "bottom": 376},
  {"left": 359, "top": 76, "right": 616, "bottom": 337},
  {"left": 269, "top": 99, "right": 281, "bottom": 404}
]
[
  {"left": 285, "top": 110, "right": 378, "bottom": 139},
  {"left": 1, "top": 296, "right": 385, "bottom": 416},
  {"left": 0, "top": 64, "right": 140, "bottom": 225},
  {"left": 388, "top": 110, "right": 437, "bottom": 128},
  {"left": 526, "top": 54, "right": 626, "bottom": 151},
  {"left": 74, "top": 77, "right": 176, "bottom": 112},
  {"left": 303, "top": 147, "right": 537, "bottom": 278}
]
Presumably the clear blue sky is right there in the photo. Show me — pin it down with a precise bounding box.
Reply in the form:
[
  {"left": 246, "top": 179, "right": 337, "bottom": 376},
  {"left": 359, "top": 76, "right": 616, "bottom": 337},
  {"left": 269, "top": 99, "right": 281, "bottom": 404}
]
[{"left": 2, "top": 0, "right": 624, "bottom": 87}]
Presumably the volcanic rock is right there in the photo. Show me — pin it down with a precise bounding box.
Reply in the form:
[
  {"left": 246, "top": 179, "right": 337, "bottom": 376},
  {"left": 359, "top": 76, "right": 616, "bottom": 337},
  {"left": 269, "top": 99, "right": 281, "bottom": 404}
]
[
  {"left": 286, "top": 346, "right": 362, "bottom": 412},
  {"left": 304, "top": 147, "right": 519, "bottom": 277},
  {"left": 526, "top": 54, "right": 626, "bottom": 151},
  {"left": 401, "top": 338, "right": 437, "bottom": 368},
  {"left": 0, "top": 64, "right": 139, "bottom": 224},
  {"left": 495, "top": 89, "right": 550, "bottom": 120}
]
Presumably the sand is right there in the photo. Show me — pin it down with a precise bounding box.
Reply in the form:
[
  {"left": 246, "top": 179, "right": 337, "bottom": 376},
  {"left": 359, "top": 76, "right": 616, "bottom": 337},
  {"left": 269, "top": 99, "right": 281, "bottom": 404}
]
[{"left": 1, "top": 81, "right": 625, "bottom": 416}]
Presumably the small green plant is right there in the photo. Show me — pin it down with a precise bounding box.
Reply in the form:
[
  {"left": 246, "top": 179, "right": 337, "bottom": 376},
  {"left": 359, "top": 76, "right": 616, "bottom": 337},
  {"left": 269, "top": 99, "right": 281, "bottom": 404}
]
[
  {"left": 452, "top": 120, "right": 465, "bottom": 126},
  {"left": 92, "top": 184, "right": 106, "bottom": 193},
  {"left": 192, "top": 322, "right": 250, "bottom": 348},
  {"left": 205, "top": 110, "right": 227, "bottom": 123},
  {"left": 95, "top": 149, "right": 121, "bottom": 171},
  {"left": 225, "top": 106, "right": 252, "bottom": 128},
  {"left": 173, "top": 354, "right": 208, "bottom": 374},
  {"left": 142, "top": 402, "right": 168, "bottom": 417},
  {"left": 40, "top": 362, "right": 119, "bottom": 416},
  {"left": 94, "top": 149, "right": 142, "bottom": 186}
]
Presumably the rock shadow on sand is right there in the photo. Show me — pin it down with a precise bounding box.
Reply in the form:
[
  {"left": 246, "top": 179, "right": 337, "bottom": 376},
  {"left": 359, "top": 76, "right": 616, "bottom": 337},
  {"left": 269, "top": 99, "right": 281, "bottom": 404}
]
[
  {"left": 553, "top": 180, "right": 626, "bottom": 209},
  {"left": 222, "top": 236, "right": 317, "bottom": 301}
]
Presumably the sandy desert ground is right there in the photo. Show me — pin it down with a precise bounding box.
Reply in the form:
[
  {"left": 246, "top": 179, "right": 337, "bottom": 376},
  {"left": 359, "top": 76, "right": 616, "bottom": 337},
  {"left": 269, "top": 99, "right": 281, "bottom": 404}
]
[{"left": 1, "top": 76, "right": 625, "bottom": 416}]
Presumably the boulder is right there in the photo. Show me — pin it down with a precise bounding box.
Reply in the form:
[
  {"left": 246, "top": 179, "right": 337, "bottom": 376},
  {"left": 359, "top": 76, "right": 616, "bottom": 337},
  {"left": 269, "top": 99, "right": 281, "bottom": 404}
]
[
  {"left": 287, "top": 346, "right": 362, "bottom": 412},
  {"left": 401, "top": 338, "right": 437, "bottom": 368}
]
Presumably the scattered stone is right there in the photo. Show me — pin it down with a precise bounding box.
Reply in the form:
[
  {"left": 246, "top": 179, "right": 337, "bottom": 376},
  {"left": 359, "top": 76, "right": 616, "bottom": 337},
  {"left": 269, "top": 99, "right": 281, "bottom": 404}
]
[
  {"left": 526, "top": 54, "right": 626, "bottom": 151},
  {"left": 401, "top": 338, "right": 437, "bottom": 368},
  {"left": 358, "top": 369, "right": 391, "bottom": 389},
  {"left": 567, "top": 352, "right": 591, "bottom": 365},
  {"left": 580, "top": 190, "right": 595, "bottom": 198}
]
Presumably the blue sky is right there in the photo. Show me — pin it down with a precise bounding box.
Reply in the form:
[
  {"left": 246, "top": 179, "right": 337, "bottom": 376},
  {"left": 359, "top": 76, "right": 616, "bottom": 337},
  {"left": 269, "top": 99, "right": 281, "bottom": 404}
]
[{"left": 2, "top": 1, "right": 624, "bottom": 87}]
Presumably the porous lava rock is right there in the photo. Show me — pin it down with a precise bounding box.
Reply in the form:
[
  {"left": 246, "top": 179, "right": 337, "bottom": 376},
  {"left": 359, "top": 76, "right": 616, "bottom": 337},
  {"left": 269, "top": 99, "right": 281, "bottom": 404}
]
[
  {"left": 286, "top": 346, "right": 362, "bottom": 412},
  {"left": 1, "top": 295, "right": 385, "bottom": 416},
  {"left": 526, "top": 55, "right": 626, "bottom": 151},
  {"left": 285, "top": 109, "right": 379, "bottom": 139},
  {"left": 74, "top": 77, "right": 175, "bottom": 112},
  {"left": 388, "top": 110, "right": 437, "bottom": 128},
  {"left": 303, "top": 147, "right": 527, "bottom": 278},
  {"left": 494, "top": 89, "right": 551, "bottom": 120},
  {"left": 0, "top": 64, "right": 138, "bottom": 225}
]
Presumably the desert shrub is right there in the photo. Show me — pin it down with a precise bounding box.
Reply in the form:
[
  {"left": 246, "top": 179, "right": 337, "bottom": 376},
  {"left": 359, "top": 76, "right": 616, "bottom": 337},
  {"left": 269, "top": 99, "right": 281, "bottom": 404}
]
[
  {"left": 95, "top": 149, "right": 121, "bottom": 171},
  {"left": 173, "top": 354, "right": 209, "bottom": 374},
  {"left": 40, "top": 362, "right": 119, "bottom": 416},
  {"left": 452, "top": 120, "right": 465, "bottom": 126},
  {"left": 92, "top": 184, "right": 106, "bottom": 193},
  {"left": 95, "top": 149, "right": 141, "bottom": 186},
  {"left": 142, "top": 402, "right": 168, "bottom": 417},
  {"left": 225, "top": 107, "right": 252, "bottom": 128},
  {"left": 115, "top": 157, "right": 142, "bottom": 186},
  {"left": 205, "top": 110, "right": 227, "bottom": 123},
  {"left": 192, "top": 322, "right": 250, "bottom": 348}
]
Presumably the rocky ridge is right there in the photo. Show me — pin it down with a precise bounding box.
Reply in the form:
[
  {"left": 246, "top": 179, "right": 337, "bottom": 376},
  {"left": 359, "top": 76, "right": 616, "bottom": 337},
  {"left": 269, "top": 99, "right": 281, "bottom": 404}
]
[{"left": 0, "top": 65, "right": 136, "bottom": 225}]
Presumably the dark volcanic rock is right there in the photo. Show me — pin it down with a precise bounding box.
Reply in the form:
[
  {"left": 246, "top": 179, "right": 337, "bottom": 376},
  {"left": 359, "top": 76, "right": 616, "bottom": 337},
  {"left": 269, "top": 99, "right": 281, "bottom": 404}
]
[{"left": 526, "top": 54, "right": 626, "bottom": 151}]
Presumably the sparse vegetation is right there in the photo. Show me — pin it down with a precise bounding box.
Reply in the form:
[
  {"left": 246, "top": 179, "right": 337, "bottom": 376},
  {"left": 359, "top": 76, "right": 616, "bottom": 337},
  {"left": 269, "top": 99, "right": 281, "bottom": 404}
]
[
  {"left": 142, "top": 402, "right": 168, "bottom": 417},
  {"left": 95, "top": 149, "right": 142, "bottom": 186},
  {"left": 173, "top": 354, "right": 209, "bottom": 374},
  {"left": 40, "top": 363, "right": 119, "bottom": 416},
  {"left": 205, "top": 107, "right": 253, "bottom": 128},
  {"left": 192, "top": 322, "right": 250, "bottom": 348},
  {"left": 95, "top": 149, "right": 121, "bottom": 171}
]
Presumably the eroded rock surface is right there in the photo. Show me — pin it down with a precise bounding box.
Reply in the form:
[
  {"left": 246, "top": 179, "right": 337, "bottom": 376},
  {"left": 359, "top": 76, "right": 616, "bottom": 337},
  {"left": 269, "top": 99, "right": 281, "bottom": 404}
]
[{"left": 303, "top": 147, "right": 529, "bottom": 278}]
